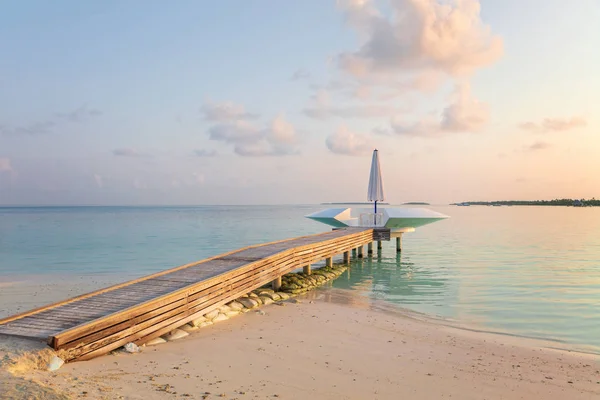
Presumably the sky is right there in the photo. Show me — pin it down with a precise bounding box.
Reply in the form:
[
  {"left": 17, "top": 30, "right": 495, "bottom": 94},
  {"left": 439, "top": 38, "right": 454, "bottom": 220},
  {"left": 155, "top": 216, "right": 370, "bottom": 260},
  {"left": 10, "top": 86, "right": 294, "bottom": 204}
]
[{"left": 1, "top": 0, "right": 599, "bottom": 205}]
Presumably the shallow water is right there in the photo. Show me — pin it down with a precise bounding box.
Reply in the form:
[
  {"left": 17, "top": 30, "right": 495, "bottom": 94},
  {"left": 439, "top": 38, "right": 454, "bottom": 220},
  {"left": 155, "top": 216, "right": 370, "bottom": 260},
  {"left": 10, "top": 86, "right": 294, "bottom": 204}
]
[{"left": 1, "top": 205, "right": 599, "bottom": 352}]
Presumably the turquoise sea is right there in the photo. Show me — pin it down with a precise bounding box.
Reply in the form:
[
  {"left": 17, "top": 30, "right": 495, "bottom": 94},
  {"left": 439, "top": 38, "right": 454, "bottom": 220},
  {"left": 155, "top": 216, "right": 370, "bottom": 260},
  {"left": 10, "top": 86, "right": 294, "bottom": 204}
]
[{"left": 1, "top": 205, "right": 599, "bottom": 353}]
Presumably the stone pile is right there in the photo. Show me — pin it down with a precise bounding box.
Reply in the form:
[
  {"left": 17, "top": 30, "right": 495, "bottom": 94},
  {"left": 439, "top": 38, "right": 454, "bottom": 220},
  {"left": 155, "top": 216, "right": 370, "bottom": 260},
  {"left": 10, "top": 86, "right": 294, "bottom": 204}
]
[
  {"left": 126, "top": 263, "right": 348, "bottom": 349},
  {"left": 279, "top": 264, "right": 347, "bottom": 295}
]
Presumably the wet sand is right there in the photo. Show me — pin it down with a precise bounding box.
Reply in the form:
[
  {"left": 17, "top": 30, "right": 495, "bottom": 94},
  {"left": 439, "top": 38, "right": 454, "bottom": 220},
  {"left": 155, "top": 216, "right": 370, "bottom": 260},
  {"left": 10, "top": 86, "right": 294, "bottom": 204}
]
[{"left": 4, "top": 289, "right": 598, "bottom": 400}]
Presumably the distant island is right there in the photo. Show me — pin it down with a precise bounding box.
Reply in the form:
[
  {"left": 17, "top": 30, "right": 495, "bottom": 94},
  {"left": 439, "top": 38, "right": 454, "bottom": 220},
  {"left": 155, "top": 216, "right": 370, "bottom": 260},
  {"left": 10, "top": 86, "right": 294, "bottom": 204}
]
[
  {"left": 321, "top": 202, "right": 390, "bottom": 205},
  {"left": 451, "top": 198, "right": 599, "bottom": 207},
  {"left": 402, "top": 202, "right": 430, "bottom": 205}
]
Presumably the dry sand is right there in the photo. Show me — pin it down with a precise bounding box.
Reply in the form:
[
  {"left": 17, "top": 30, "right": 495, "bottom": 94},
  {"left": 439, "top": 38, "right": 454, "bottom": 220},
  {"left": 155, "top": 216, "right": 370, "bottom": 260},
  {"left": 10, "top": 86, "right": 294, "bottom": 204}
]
[{"left": 5, "top": 288, "right": 598, "bottom": 400}]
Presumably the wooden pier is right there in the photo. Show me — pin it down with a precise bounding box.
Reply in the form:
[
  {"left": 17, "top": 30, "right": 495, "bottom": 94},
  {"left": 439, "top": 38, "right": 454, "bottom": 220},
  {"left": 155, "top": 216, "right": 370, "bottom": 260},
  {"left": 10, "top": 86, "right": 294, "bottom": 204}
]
[{"left": 0, "top": 228, "right": 390, "bottom": 362}]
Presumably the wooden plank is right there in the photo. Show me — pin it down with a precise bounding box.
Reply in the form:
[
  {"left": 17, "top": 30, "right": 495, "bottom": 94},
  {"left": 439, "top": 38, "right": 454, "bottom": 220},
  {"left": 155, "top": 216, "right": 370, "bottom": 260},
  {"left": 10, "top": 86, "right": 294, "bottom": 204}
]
[
  {"left": 68, "top": 307, "right": 188, "bottom": 360},
  {"left": 69, "top": 276, "right": 269, "bottom": 359},
  {"left": 0, "top": 230, "right": 336, "bottom": 326},
  {"left": 55, "top": 251, "right": 298, "bottom": 350},
  {"left": 71, "top": 250, "right": 308, "bottom": 351},
  {"left": 2, "top": 228, "right": 376, "bottom": 359},
  {"left": 0, "top": 321, "right": 62, "bottom": 332},
  {"left": 133, "top": 263, "right": 297, "bottom": 347},
  {"left": 13, "top": 315, "right": 90, "bottom": 325},
  {"left": 77, "top": 311, "right": 188, "bottom": 361},
  {"left": 2, "top": 321, "right": 75, "bottom": 332},
  {"left": 0, "top": 322, "right": 68, "bottom": 332},
  {"left": 55, "top": 298, "right": 188, "bottom": 351},
  {"left": 0, "top": 329, "right": 54, "bottom": 339},
  {"left": 52, "top": 249, "right": 299, "bottom": 348},
  {"left": 185, "top": 262, "right": 287, "bottom": 310},
  {"left": 55, "top": 253, "right": 290, "bottom": 350},
  {"left": 3, "top": 316, "right": 76, "bottom": 327},
  {"left": 54, "top": 301, "right": 130, "bottom": 311},
  {"left": 37, "top": 304, "right": 115, "bottom": 314},
  {"left": 132, "top": 252, "right": 316, "bottom": 347},
  {"left": 26, "top": 310, "right": 106, "bottom": 321},
  {"left": 63, "top": 246, "right": 319, "bottom": 358},
  {"left": 51, "top": 286, "right": 196, "bottom": 348}
]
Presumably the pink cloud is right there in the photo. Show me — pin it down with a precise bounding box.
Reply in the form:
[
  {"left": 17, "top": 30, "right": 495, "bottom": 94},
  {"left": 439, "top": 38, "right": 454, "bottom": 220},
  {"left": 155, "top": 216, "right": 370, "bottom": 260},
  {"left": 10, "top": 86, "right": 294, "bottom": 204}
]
[
  {"left": 519, "top": 117, "right": 587, "bottom": 133},
  {"left": 525, "top": 141, "right": 552, "bottom": 151},
  {"left": 206, "top": 105, "right": 300, "bottom": 156},
  {"left": 391, "top": 82, "right": 489, "bottom": 135},
  {"left": 201, "top": 101, "right": 258, "bottom": 122},
  {"left": 326, "top": 126, "right": 374, "bottom": 156},
  {"left": 337, "top": 0, "right": 503, "bottom": 77}
]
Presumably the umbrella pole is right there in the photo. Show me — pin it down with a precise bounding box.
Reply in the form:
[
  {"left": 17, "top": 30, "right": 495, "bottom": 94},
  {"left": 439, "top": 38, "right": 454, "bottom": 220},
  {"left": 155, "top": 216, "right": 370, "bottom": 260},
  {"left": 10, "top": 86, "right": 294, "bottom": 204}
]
[{"left": 374, "top": 200, "right": 377, "bottom": 214}]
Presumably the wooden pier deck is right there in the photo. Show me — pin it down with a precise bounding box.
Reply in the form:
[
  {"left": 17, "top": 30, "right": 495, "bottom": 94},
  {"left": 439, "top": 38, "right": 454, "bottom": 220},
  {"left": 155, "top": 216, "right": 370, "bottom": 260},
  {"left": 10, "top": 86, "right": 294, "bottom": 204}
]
[{"left": 0, "top": 227, "right": 390, "bottom": 362}]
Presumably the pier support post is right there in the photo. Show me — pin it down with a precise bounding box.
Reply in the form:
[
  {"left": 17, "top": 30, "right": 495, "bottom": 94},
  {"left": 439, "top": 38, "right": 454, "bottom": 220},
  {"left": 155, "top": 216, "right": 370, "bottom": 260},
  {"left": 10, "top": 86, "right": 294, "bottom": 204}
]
[
  {"left": 272, "top": 276, "right": 282, "bottom": 291},
  {"left": 326, "top": 257, "right": 332, "bottom": 267},
  {"left": 367, "top": 242, "right": 373, "bottom": 255},
  {"left": 343, "top": 251, "right": 350, "bottom": 264},
  {"left": 358, "top": 245, "right": 364, "bottom": 258},
  {"left": 377, "top": 240, "right": 382, "bottom": 250},
  {"left": 396, "top": 235, "right": 402, "bottom": 253},
  {"left": 303, "top": 264, "right": 312, "bottom": 275}
]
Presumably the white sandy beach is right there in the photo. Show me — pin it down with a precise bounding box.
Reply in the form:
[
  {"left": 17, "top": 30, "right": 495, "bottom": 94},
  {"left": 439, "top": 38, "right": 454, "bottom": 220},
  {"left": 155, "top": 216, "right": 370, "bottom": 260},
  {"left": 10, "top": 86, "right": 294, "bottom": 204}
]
[{"left": 3, "top": 288, "right": 598, "bottom": 400}]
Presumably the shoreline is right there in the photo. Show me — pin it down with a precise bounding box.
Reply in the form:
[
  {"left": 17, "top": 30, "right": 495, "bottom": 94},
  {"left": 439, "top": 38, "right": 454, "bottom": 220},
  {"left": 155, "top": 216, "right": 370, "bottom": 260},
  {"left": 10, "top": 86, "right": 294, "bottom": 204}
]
[
  {"left": 314, "top": 288, "right": 600, "bottom": 358},
  {"left": 2, "top": 286, "right": 599, "bottom": 399},
  {"left": 2, "top": 271, "right": 599, "bottom": 357}
]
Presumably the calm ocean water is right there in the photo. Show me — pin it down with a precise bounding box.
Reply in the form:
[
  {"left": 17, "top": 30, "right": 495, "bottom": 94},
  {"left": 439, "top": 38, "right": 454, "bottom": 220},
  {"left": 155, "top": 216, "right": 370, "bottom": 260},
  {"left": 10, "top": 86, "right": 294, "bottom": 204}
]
[{"left": 1, "top": 205, "right": 599, "bottom": 352}]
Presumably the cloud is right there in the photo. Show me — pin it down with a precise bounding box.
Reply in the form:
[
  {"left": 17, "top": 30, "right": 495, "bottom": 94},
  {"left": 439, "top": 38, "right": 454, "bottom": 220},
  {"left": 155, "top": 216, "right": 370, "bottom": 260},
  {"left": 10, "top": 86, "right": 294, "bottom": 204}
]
[
  {"left": 113, "top": 147, "right": 150, "bottom": 157},
  {"left": 267, "top": 114, "right": 297, "bottom": 145},
  {"left": 0, "top": 158, "right": 13, "bottom": 173},
  {"left": 208, "top": 120, "right": 262, "bottom": 143},
  {"left": 440, "top": 83, "right": 489, "bottom": 131},
  {"left": 518, "top": 122, "right": 537, "bottom": 131},
  {"left": 201, "top": 101, "right": 258, "bottom": 122},
  {"left": 194, "top": 149, "right": 218, "bottom": 157},
  {"left": 234, "top": 142, "right": 297, "bottom": 157},
  {"left": 326, "top": 126, "right": 374, "bottom": 156},
  {"left": 337, "top": 0, "right": 503, "bottom": 77},
  {"left": 297, "top": 0, "right": 501, "bottom": 131},
  {"left": 55, "top": 105, "right": 102, "bottom": 122},
  {"left": 310, "top": 69, "right": 445, "bottom": 102},
  {"left": 304, "top": 104, "right": 404, "bottom": 119},
  {"left": 518, "top": 117, "right": 587, "bottom": 133},
  {"left": 391, "top": 82, "right": 489, "bottom": 135},
  {"left": 303, "top": 89, "right": 405, "bottom": 119},
  {"left": 525, "top": 141, "right": 551, "bottom": 151},
  {"left": 290, "top": 69, "right": 310, "bottom": 81},
  {"left": 1, "top": 105, "right": 101, "bottom": 136},
  {"left": 391, "top": 118, "right": 436, "bottom": 136},
  {"left": 205, "top": 103, "right": 300, "bottom": 157},
  {"left": 232, "top": 114, "right": 300, "bottom": 157},
  {"left": 0, "top": 121, "right": 56, "bottom": 135}
]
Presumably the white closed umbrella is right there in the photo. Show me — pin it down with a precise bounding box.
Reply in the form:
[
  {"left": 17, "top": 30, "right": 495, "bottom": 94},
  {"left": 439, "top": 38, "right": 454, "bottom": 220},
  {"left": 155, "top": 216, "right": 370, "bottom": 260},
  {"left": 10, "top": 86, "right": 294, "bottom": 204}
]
[{"left": 367, "top": 149, "right": 385, "bottom": 213}]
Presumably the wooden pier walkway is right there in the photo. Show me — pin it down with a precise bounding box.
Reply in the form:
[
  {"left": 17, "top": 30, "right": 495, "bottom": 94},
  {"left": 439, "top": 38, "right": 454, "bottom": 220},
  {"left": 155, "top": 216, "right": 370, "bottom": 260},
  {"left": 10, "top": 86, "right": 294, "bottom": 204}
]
[{"left": 0, "top": 227, "right": 390, "bottom": 361}]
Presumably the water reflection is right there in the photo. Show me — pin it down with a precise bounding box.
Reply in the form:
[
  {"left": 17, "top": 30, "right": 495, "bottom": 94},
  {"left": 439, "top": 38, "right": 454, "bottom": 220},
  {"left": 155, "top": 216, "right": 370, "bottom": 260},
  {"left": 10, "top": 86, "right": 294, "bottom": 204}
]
[{"left": 331, "top": 248, "right": 451, "bottom": 312}]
